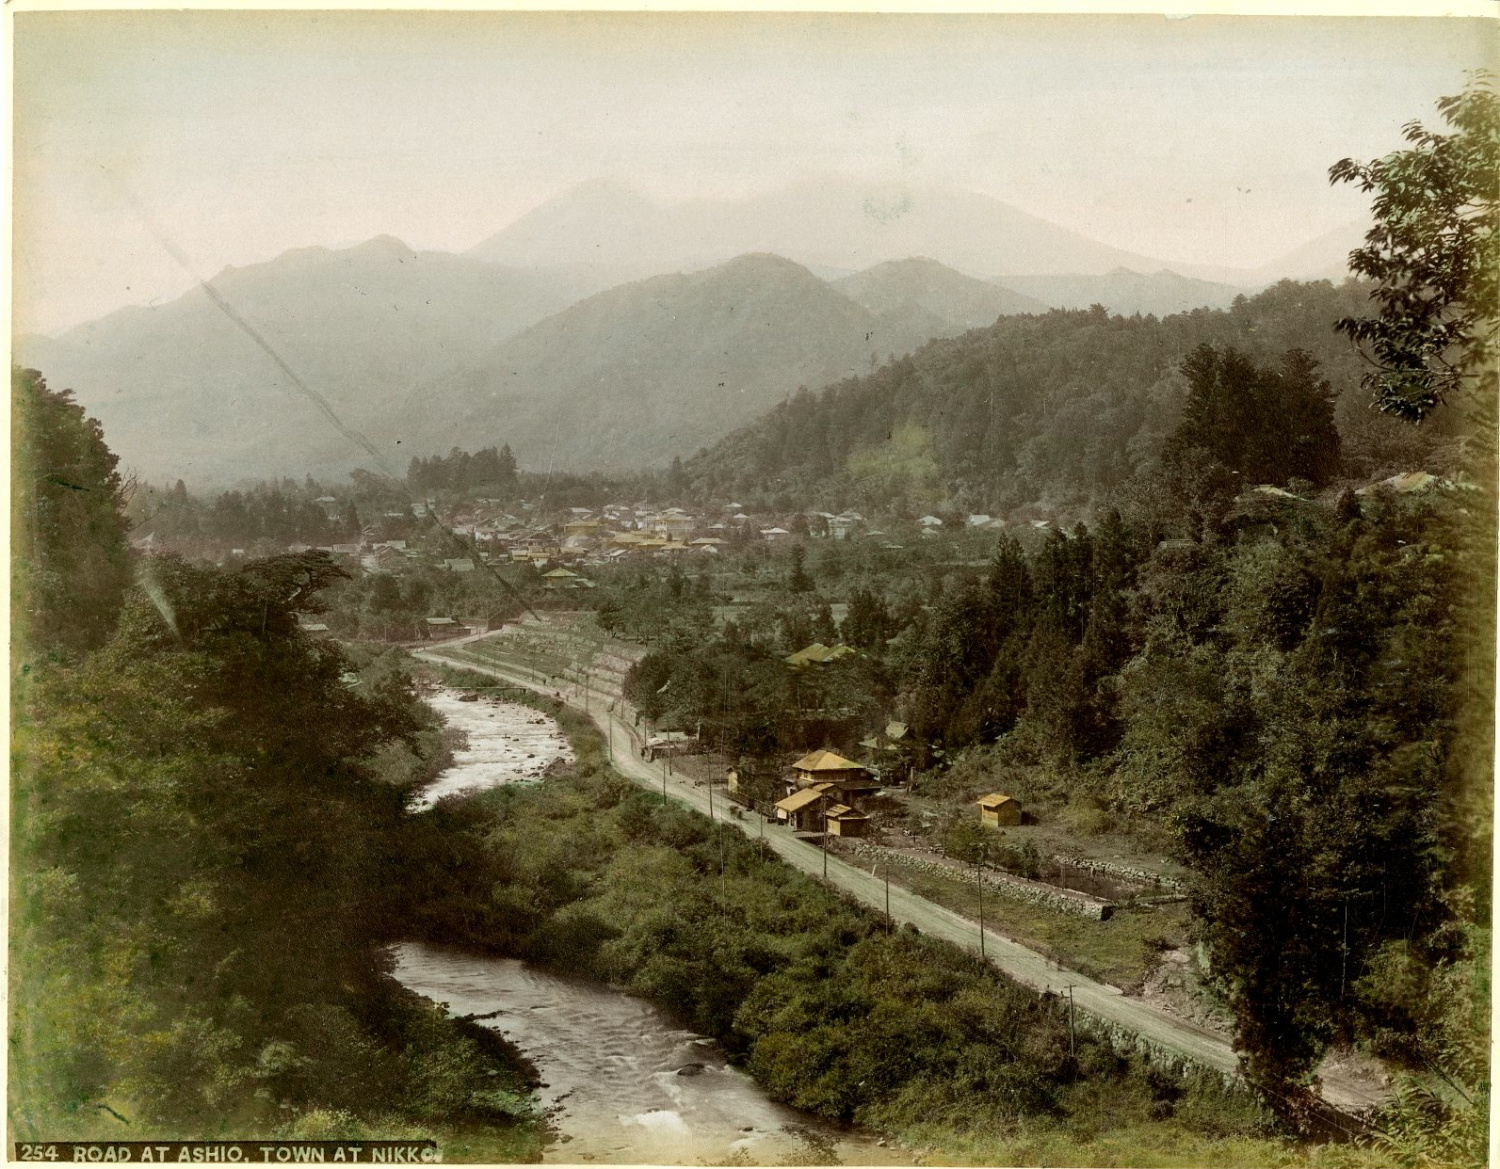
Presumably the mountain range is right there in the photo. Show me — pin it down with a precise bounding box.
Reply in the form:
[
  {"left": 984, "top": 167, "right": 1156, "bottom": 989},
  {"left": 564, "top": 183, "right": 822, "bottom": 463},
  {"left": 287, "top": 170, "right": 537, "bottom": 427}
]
[
  {"left": 14, "top": 238, "right": 621, "bottom": 484},
  {"left": 15, "top": 178, "right": 1366, "bottom": 485},
  {"left": 383, "top": 253, "right": 969, "bottom": 473},
  {"left": 470, "top": 176, "right": 1189, "bottom": 279}
]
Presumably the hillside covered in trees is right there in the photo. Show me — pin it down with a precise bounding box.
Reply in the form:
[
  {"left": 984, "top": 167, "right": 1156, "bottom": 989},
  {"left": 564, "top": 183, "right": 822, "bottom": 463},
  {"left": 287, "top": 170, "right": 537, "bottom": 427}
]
[{"left": 684, "top": 279, "right": 1463, "bottom": 516}]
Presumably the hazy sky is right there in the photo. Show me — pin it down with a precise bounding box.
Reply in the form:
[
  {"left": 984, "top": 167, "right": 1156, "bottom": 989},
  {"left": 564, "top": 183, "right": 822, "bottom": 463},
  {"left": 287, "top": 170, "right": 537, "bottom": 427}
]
[{"left": 12, "top": 11, "right": 1496, "bottom": 335}]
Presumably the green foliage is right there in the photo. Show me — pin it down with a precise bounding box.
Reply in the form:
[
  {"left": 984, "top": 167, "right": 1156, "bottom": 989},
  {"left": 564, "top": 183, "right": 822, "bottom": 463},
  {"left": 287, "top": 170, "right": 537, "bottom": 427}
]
[
  {"left": 684, "top": 282, "right": 1455, "bottom": 513},
  {"left": 1166, "top": 346, "right": 1341, "bottom": 488},
  {"left": 9, "top": 553, "right": 537, "bottom": 1139},
  {"left": 133, "top": 480, "right": 350, "bottom": 555},
  {"left": 408, "top": 445, "right": 518, "bottom": 497},
  {"left": 11, "top": 366, "right": 133, "bottom": 658},
  {"left": 405, "top": 717, "right": 1264, "bottom": 1149},
  {"left": 1330, "top": 73, "right": 1500, "bottom": 421}
]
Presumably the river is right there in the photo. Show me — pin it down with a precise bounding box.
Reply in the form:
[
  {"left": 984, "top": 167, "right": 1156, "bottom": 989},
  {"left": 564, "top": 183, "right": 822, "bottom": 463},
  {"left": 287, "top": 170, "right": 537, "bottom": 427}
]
[
  {"left": 396, "top": 688, "right": 904, "bottom": 1164},
  {"left": 410, "top": 688, "right": 573, "bottom": 810}
]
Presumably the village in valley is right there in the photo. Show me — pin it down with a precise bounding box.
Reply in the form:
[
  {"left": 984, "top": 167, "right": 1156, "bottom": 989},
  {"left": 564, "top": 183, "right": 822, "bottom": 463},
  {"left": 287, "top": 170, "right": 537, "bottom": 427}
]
[
  {"left": 122, "top": 452, "right": 1453, "bottom": 1046},
  {"left": 13, "top": 14, "right": 1494, "bottom": 1166}
]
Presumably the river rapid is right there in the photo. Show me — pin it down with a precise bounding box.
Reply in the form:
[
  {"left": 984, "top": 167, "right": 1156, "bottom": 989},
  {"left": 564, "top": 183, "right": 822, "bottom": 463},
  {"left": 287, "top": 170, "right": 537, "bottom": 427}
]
[
  {"left": 395, "top": 688, "right": 904, "bottom": 1165},
  {"left": 410, "top": 688, "right": 573, "bottom": 810}
]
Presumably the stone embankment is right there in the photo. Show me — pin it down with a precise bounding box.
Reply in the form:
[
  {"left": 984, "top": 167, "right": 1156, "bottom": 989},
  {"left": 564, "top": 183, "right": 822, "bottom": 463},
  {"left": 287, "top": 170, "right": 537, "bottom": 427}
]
[
  {"left": 1053, "top": 854, "right": 1187, "bottom": 894},
  {"left": 849, "top": 841, "right": 1116, "bottom": 920}
]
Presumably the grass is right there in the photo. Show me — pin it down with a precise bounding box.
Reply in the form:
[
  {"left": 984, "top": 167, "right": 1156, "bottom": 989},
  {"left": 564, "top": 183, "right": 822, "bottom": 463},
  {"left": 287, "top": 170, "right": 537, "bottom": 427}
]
[
  {"left": 410, "top": 658, "right": 1412, "bottom": 1169},
  {"left": 873, "top": 852, "right": 1191, "bottom": 990}
]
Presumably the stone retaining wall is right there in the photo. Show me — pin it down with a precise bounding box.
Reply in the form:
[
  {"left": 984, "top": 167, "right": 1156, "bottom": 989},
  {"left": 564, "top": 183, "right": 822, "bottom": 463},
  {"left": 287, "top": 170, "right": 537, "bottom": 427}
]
[
  {"left": 850, "top": 842, "right": 1114, "bottom": 920},
  {"left": 1053, "top": 854, "right": 1187, "bottom": 893}
]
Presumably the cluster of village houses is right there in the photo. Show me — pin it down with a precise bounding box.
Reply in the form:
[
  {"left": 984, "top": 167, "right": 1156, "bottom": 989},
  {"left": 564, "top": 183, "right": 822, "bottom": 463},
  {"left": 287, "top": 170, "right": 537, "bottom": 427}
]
[
  {"left": 727, "top": 746, "right": 1021, "bottom": 841},
  {"left": 304, "top": 501, "right": 896, "bottom": 579},
  {"left": 277, "top": 495, "right": 1036, "bottom": 641}
]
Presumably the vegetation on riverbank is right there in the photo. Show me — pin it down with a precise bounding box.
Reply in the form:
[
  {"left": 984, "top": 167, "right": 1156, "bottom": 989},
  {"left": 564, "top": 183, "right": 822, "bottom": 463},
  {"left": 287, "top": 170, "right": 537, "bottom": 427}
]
[
  {"left": 10, "top": 370, "right": 544, "bottom": 1149},
  {"left": 403, "top": 667, "right": 1426, "bottom": 1167}
]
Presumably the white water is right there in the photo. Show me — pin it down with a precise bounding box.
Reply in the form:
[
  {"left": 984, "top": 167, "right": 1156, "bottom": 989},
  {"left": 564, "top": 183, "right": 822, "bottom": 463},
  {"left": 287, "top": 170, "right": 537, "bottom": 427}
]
[
  {"left": 411, "top": 688, "right": 573, "bottom": 810},
  {"left": 393, "top": 943, "right": 898, "bottom": 1165},
  {"left": 400, "top": 688, "right": 904, "bottom": 1164}
]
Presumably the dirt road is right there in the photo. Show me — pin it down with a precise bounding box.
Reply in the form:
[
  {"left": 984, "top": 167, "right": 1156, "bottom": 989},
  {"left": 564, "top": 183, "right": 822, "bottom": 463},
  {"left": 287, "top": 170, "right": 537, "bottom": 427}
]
[{"left": 413, "top": 643, "right": 1383, "bottom": 1115}]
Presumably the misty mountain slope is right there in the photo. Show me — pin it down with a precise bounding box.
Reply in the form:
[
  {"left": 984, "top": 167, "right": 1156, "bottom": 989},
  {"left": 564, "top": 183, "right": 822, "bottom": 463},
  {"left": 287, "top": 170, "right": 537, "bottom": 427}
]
[
  {"left": 13, "top": 238, "right": 615, "bottom": 483},
  {"left": 833, "top": 258, "right": 1047, "bottom": 327},
  {"left": 999, "top": 268, "right": 1250, "bottom": 317},
  {"left": 683, "top": 279, "right": 1462, "bottom": 514},
  {"left": 467, "top": 177, "right": 1184, "bottom": 278},
  {"left": 391, "top": 253, "right": 953, "bottom": 472}
]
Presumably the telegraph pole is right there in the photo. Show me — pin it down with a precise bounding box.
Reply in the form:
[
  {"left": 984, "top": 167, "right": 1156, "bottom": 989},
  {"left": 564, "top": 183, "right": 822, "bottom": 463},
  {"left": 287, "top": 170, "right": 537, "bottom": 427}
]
[
  {"left": 977, "top": 864, "right": 986, "bottom": 960},
  {"left": 1065, "top": 985, "right": 1077, "bottom": 1058},
  {"left": 822, "top": 808, "right": 829, "bottom": 883}
]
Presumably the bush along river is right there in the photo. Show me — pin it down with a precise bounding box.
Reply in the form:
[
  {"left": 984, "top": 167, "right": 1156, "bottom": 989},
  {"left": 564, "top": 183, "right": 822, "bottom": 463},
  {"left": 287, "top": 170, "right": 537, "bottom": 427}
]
[{"left": 395, "top": 687, "right": 902, "bottom": 1165}]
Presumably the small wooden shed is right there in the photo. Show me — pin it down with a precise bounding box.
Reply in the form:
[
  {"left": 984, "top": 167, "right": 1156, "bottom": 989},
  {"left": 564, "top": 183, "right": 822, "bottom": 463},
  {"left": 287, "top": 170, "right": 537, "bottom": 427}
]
[
  {"left": 977, "top": 792, "right": 1023, "bottom": 827},
  {"left": 824, "top": 804, "right": 871, "bottom": 838}
]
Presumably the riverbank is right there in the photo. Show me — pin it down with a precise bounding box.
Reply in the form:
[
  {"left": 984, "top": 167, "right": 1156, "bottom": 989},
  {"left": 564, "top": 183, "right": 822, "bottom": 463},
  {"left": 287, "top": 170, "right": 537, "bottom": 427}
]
[{"left": 401, "top": 660, "right": 1409, "bottom": 1168}]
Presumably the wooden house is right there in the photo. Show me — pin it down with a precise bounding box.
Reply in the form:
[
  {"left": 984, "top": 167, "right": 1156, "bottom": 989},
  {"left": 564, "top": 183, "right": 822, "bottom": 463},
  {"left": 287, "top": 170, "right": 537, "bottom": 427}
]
[
  {"left": 774, "top": 784, "right": 834, "bottom": 832},
  {"left": 976, "top": 793, "right": 1023, "bottom": 827},
  {"left": 424, "top": 616, "right": 469, "bottom": 639},
  {"left": 542, "top": 567, "right": 587, "bottom": 590},
  {"left": 787, "top": 749, "right": 881, "bottom": 806}
]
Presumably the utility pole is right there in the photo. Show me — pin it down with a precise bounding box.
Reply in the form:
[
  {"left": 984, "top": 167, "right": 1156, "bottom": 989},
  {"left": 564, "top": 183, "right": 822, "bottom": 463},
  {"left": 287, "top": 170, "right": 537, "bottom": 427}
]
[
  {"left": 884, "top": 868, "right": 891, "bottom": 934},
  {"left": 1065, "top": 985, "right": 1077, "bottom": 1058},
  {"left": 662, "top": 752, "right": 668, "bottom": 806},
  {"left": 977, "top": 864, "right": 986, "bottom": 960},
  {"left": 822, "top": 807, "right": 829, "bottom": 883}
]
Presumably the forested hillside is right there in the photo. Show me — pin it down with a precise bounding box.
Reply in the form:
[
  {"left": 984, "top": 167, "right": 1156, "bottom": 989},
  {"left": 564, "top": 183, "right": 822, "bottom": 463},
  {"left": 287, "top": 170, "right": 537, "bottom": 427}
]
[
  {"left": 685, "top": 280, "right": 1463, "bottom": 515},
  {"left": 394, "top": 253, "right": 953, "bottom": 473},
  {"left": 10, "top": 369, "right": 542, "bottom": 1149}
]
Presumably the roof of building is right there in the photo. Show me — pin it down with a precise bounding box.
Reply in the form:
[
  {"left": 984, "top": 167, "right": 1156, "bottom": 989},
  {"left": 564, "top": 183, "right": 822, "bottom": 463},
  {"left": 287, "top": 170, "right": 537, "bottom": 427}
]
[
  {"left": 976, "top": 793, "right": 1018, "bottom": 808},
  {"left": 825, "top": 804, "right": 870, "bottom": 821},
  {"left": 792, "top": 749, "right": 867, "bottom": 773},
  {"left": 775, "top": 786, "right": 833, "bottom": 814},
  {"left": 1357, "top": 470, "right": 1440, "bottom": 496},
  {"left": 885, "top": 721, "right": 910, "bottom": 740},
  {"left": 425, "top": 616, "right": 459, "bottom": 626},
  {"left": 785, "top": 642, "right": 858, "bottom": 667},
  {"left": 542, "top": 567, "right": 579, "bottom": 578}
]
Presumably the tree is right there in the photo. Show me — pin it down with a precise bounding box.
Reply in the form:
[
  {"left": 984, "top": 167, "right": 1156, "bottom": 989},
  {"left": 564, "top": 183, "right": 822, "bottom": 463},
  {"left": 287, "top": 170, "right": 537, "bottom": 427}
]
[
  {"left": 1167, "top": 346, "right": 1341, "bottom": 489},
  {"left": 788, "top": 544, "right": 814, "bottom": 593},
  {"left": 1330, "top": 73, "right": 1499, "bottom": 420},
  {"left": 11, "top": 552, "right": 425, "bottom": 1126},
  {"left": 11, "top": 367, "right": 133, "bottom": 658}
]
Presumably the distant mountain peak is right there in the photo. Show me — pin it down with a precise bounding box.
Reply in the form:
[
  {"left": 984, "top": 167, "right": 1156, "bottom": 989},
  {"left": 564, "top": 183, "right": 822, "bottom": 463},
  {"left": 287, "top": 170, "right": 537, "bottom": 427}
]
[
  {"left": 356, "top": 234, "right": 416, "bottom": 254},
  {"left": 467, "top": 175, "right": 1194, "bottom": 277}
]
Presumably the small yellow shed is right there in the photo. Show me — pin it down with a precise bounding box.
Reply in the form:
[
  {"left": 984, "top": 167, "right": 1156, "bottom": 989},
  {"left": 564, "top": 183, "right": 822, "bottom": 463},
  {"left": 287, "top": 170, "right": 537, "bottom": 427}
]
[
  {"left": 977, "top": 793, "right": 1022, "bottom": 827},
  {"left": 824, "top": 804, "right": 871, "bottom": 838}
]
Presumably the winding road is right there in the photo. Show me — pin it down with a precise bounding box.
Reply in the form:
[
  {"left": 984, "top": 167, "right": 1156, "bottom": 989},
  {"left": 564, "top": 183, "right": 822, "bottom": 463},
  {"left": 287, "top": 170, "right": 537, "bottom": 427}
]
[{"left": 412, "top": 639, "right": 1383, "bottom": 1117}]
